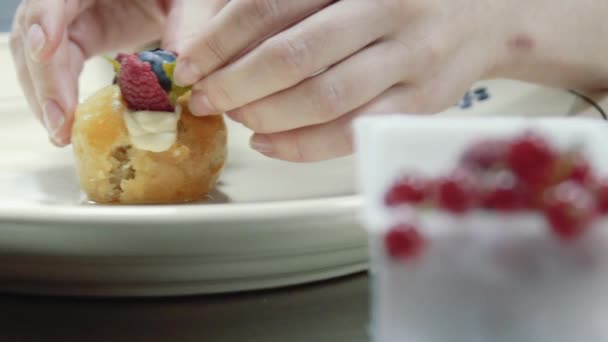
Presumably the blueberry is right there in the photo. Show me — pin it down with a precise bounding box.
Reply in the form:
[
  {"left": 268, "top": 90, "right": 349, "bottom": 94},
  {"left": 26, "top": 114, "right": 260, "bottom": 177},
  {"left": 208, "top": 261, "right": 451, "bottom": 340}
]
[
  {"left": 138, "top": 49, "right": 177, "bottom": 92},
  {"left": 150, "top": 48, "right": 177, "bottom": 62}
]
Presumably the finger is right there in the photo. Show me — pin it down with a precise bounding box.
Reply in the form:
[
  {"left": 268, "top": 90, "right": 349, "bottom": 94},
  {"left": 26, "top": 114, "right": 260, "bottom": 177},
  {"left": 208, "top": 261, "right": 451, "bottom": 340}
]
[
  {"left": 227, "top": 41, "right": 407, "bottom": 134},
  {"left": 163, "top": 0, "right": 228, "bottom": 52},
  {"left": 174, "top": 0, "right": 333, "bottom": 86},
  {"left": 26, "top": 31, "right": 84, "bottom": 146},
  {"left": 190, "top": 0, "right": 396, "bottom": 116},
  {"left": 249, "top": 108, "right": 357, "bottom": 162},
  {"left": 53, "top": 40, "right": 85, "bottom": 146},
  {"left": 20, "top": 0, "right": 66, "bottom": 62},
  {"left": 10, "top": 36, "right": 40, "bottom": 118},
  {"left": 66, "top": 1, "right": 166, "bottom": 58},
  {"left": 10, "top": 5, "right": 41, "bottom": 118},
  {"left": 249, "top": 84, "right": 442, "bottom": 162}
]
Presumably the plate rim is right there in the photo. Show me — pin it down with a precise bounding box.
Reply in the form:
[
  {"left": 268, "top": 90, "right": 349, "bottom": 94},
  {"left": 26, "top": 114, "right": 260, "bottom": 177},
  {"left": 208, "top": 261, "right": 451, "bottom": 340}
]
[{"left": 0, "top": 195, "right": 362, "bottom": 224}]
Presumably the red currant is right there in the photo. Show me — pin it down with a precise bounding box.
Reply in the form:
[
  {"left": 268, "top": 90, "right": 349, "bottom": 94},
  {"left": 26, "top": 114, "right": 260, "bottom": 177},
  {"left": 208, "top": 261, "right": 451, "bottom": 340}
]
[
  {"left": 507, "top": 132, "right": 557, "bottom": 186},
  {"left": 384, "top": 224, "right": 425, "bottom": 260},
  {"left": 567, "top": 153, "right": 593, "bottom": 185},
  {"left": 436, "top": 168, "right": 477, "bottom": 213},
  {"left": 461, "top": 138, "right": 508, "bottom": 170},
  {"left": 480, "top": 170, "right": 524, "bottom": 211},
  {"left": 385, "top": 175, "right": 429, "bottom": 207},
  {"left": 596, "top": 178, "right": 608, "bottom": 214},
  {"left": 544, "top": 181, "right": 596, "bottom": 240}
]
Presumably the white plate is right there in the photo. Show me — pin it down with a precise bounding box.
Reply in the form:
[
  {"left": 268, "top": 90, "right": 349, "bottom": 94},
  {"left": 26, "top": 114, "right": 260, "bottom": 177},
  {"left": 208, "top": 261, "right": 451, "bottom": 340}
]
[
  {"left": 0, "top": 34, "right": 369, "bottom": 296},
  {"left": 0, "top": 33, "right": 606, "bottom": 297},
  {"left": 0, "top": 101, "right": 367, "bottom": 297}
]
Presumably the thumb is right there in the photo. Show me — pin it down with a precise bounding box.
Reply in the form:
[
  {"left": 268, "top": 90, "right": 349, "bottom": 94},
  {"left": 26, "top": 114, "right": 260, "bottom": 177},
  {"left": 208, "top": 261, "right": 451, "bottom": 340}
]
[{"left": 162, "top": 0, "right": 228, "bottom": 53}]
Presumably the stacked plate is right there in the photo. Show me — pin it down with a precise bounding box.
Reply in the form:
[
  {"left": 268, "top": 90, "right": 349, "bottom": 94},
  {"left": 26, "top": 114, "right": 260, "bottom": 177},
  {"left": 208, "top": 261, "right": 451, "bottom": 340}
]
[{"left": 0, "top": 34, "right": 368, "bottom": 296}]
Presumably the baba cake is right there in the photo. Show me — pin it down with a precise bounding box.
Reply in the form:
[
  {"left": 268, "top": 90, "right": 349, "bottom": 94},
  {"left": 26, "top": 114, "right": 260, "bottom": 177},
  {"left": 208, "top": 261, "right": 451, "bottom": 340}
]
[{"left": 72, "top": 49, "right": 227, "bottom": 204}]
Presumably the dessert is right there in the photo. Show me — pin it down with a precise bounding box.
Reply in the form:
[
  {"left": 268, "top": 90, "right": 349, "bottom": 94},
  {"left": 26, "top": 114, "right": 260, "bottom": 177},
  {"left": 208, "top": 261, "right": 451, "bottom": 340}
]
[
  {"left": 72, "top": 49, "right": 227, "bottom": 204},
  {"left": 355, "top": 116, "right": 608, "bottom": 342}
]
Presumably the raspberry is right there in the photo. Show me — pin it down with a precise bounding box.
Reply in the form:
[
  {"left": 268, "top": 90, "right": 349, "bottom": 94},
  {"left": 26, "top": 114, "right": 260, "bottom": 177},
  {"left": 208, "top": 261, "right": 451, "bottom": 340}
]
[
  {"left": 384, "top": 224, "right": 425, "bottom": 260},
  {"left": 117, "top": 54, "right": 173, "bottom": 112},
  {"left": 115, "top": 53, "right": 130, "bottom": 64},
  {"left": 507, "top": 132, "right": 557, "bottom": 186},
  {"left": 385, "top": 175, "right": 430, "bottom": 207},
  {"left": 544, "top": 181, "right": 596, "bottom": 240},
  {"left": 461, "top": 138, "right": 508, "bottom": 170},
  {"left": 480, "top": 170, "right": 524, "bottom": 211},
  {"left": 596, "top": 178, "right": 608, "bottom": 214},
  {"left": 436, "top": 168, "right": 477, "bottom": 213}
]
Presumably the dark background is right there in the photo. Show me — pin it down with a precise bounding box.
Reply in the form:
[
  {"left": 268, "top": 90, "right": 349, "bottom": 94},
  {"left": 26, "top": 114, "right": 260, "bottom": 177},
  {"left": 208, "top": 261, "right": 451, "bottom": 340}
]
[{"left": 0, "top": 0, "right": 19, "bottom": 32}]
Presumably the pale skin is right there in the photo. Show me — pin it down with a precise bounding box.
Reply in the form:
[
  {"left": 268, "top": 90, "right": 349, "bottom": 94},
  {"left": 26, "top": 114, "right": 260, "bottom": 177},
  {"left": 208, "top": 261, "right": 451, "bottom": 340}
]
[{"left": 10, "top": 0, "right": 608, "bottom": 162}]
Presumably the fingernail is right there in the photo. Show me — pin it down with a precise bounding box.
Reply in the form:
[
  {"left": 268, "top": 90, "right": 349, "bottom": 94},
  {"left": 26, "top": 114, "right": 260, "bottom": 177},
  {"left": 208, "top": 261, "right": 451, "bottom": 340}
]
[
  {"left": 27, "top": 24, "right": 46, "bottom": 62},
  {"left": 174, "top": 58, "right": 201, "bottom": 86},
  {"left": 42, "top": 100, "right": 65, "bottom": 141},
  {"left": 189, "top": 92, "right": 217, "bottom": 116},
  {"left": 250, "top": 135, "right": 274, "bottom": 154}
]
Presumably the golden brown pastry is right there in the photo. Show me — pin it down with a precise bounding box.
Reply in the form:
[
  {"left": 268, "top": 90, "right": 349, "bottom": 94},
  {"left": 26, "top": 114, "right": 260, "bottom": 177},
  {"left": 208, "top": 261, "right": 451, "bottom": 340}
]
[{"left": 71, "top": 49, "right": 227, "bottom": 204}]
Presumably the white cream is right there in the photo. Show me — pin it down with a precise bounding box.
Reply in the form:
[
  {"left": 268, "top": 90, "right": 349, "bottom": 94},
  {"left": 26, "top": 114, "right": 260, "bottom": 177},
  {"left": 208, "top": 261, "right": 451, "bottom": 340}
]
[{"left": 123, "top": 106, "right": 181, "bottom": 152}]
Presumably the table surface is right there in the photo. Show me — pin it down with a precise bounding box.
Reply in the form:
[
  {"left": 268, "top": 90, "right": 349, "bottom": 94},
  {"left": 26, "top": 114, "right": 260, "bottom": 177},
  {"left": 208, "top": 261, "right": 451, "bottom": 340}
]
[{"left": 0, "top": 273, "right": 370, "bottom": 342}]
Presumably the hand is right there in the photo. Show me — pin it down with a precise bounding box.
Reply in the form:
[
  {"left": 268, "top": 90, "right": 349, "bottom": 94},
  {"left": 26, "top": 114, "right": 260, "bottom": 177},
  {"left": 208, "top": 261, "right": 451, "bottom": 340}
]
[
  {"left": 9, "top": 0, "right": 224, "bottom": 146},
  {"left": 174, "top": 0, "right": 506, "bottom": 162}
]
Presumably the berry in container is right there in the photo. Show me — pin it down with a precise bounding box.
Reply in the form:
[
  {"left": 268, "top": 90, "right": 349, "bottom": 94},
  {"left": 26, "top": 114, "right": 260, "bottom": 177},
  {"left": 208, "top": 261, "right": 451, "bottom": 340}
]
[{"left": 354, "top": 116, "right": 608, "bottom": 342}]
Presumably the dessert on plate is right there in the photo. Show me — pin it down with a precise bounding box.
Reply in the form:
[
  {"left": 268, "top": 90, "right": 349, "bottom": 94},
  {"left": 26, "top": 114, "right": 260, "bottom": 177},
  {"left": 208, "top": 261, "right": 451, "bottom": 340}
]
[
  {"left": 72, "top": 49, "right": 227, "bottom": 204},
  {"left": 355, "top": 116, "right": 608, "bottom": 342}
]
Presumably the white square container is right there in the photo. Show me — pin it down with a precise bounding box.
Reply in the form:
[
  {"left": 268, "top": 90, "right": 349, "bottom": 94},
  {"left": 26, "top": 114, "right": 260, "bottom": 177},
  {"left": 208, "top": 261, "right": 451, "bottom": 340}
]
[{"left": 355, "top": 116, "right": 608, "bottom": 342}]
